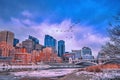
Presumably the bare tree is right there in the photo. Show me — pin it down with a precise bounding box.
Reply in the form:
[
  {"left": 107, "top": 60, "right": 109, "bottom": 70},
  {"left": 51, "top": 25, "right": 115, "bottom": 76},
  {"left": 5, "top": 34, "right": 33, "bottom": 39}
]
[{"left": 100, "top": 14, "right": 120, "bottom": 58}]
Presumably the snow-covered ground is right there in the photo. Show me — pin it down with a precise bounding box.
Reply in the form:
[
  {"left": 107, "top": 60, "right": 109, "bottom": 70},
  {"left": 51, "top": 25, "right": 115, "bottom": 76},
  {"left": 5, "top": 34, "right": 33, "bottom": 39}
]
[
  {"left": 11, "top": 69, "right": 76, "bottom": 78},
  {"left": 1, "top": 68, "right": 120, "bottom": 80},
  {"left": 76, "top": 69, "right": 120, "bottom": 80}
]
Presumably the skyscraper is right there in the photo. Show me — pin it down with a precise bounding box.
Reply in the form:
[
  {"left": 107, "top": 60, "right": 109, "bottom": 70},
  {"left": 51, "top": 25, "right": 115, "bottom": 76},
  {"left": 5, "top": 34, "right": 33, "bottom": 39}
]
[
  {"left": 58, "top": 40, "right": 65, "bottom": 57},
  {"left": 22, "top": 39, "right": 34, "bottom": 53},
  {"left": 13, "top": 38, "right": 19, "bottom": 47},
  {"left": 44, "top": 35, "right": 56, "bottom": 48},
  {"left": 0, "top": 30, "right": 14, "bottom": 46},
  {"left": 28, "top": 35, "right": 39, "bottom": 50},
  {"left": 28, "top": 35, "right": 39, "bottom": 44}
]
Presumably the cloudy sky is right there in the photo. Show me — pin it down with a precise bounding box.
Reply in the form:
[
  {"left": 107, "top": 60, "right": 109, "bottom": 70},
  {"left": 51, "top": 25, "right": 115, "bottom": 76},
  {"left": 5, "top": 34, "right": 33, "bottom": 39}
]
[{"left": 0, "top": 0, "right": 120, "bottom": 57}]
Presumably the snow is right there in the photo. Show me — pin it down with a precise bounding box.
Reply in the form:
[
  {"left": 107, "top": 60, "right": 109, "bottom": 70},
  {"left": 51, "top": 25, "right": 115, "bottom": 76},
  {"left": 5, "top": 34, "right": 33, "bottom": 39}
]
[
  {"left": 11, "top": 69, "right": 76, "bottom": 78},
  {"left": 76, "top": 69, "right": 120, "bottom": 80}
]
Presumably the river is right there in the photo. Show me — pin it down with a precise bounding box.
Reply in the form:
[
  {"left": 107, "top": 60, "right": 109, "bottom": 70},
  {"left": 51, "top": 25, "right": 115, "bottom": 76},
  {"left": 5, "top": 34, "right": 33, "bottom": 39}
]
[
  {"left": 0, "top": 68, "right": 77, "bottom": 80},
  {"left": 0, "top": 68, "right": 120, "bottom": 80}
]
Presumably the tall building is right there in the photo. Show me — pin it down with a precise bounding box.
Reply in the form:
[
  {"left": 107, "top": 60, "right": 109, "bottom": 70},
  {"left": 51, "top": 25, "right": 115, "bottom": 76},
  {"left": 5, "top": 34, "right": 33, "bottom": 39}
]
[
  {"left": 22, "top": 39, "right": 34, "bottom": 53},
  {"left": 81, "top": 47, "right": 94, "bottom": 60},
  {"left": 28, "top": 35, "right": 39, "bottom": 49},
  {"left": 35, "top": 44, "right": 44, "bottom": 51},
  {"left": 0, "top": 30, "right": 14, "bottom": 46},
  {"left": 13, "top": 38, "right": 19, "bottom": 47},
  {"left": 58, "top": 40, "right": 65, "bottom": 57},
  {"left": 44, "top": 35, "right": 57, "bottom": 52},
  {"left": 28, "top": 35, "right": 39, "bottom": 44},
  {"left": 28, "top": 35, "right": 43, "bottom": 51}
]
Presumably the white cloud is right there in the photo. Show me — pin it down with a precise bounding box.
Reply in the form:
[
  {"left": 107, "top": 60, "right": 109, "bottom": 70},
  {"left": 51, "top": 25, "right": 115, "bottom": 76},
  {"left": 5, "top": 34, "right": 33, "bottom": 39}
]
[
  {"left": 0, "top": 18, "right": 109, "bottom": 57},
  {"left": 21, "top": 10, "right": 33, "bottom": 18}
]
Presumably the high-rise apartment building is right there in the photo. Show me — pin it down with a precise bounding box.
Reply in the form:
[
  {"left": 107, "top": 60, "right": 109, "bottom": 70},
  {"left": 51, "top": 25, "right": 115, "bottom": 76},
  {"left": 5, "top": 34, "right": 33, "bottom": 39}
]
[
  {"left": 58, "top": 40, "right": 65, "bottom": 57},
  {"left": 0, "top": 30, "right": 14, "bottom": 46},
  {"left": 28, "top": 35, "right": 39, "bottom": 44},
  {"left": 44, "top": 35, "right": 56, "bottom": 52},
  {"left": 28, "top": 35, "right": 44, "bottom": 51}
]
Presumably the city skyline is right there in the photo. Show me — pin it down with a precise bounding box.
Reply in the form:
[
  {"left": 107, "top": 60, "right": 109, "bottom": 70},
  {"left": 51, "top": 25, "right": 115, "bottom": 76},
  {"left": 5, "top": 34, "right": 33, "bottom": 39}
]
[{"left": 0, "top": 0, "right": 120, "bottom": 57}]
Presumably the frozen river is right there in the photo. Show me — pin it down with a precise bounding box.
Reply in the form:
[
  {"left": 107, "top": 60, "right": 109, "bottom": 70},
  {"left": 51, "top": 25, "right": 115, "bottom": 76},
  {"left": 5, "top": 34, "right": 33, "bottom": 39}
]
[
  {"left": 0, "top": 68, "right": 120, "bottom": 80},
  {"left": 0, "top": 68, "right": 77, "bottom": 80},
  {"left": 11, "top": 68, "right": 76, "bottom": 78}
]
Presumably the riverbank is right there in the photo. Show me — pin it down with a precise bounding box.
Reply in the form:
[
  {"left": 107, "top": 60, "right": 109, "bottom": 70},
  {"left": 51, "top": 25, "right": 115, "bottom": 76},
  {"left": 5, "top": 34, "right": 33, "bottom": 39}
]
[
  {"left": 0, "top": 68, "right": 76, "bottom": 80},
  {"left": 10, "top": 69, "right": 120, "bottom": 80},
  {"left": 59, "top": 70, "right": 120, "bottom": 80},
  {"left": 59, "top": 63, "right": 120, "bottom": 80},
  {"left": 0, "top": 63, "right": 120, "bottom": 80}
]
